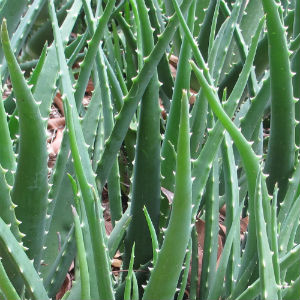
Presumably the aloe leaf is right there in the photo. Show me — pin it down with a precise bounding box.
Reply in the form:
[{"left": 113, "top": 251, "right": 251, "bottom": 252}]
[
  {"left": 8, "top": 42, "right": 48, "bottom": 141},
  {"left": 43, "top": 225, "right": 76, "bottom": 297},
  {"left": 187, "top": 17, "right": 266, "bottom": 289},
  {"left": 123, "top": 0, "right": 161, "bottom": 272},
  {"left": 143, "top": 91, "right": 192, "bottom": 300},
  {"left": 81, "top": 77, "right": 102, "bottom": 156},
  {"left": 283, "top": 275, "right": 300, "bottom": 300},
  {"left": 221, "top": 132, "right": 240, "bottom": 296},
  {"left": 177, "top": 239, "right": 192, "bottom": 300},
  {"left": 143, "top": 206, "right": 159, "bottom": 266},
  {"left": 170, "top": 0, "right": 212, "bottom": 85},
  {"left": 43, "top": 63, "right": 103, "bottom": 299},
  {"left": 0, "top": 80, "right": 16, "bottom": 184},
  {"left": 44, "top": 66, "right": 102, "bottom": 282},
  {"left": 292, "top": 0, "right": 300, "bottom": 148},
  {"left": 279, "top": 164, "right": 300, "bottom": 223},
  {"left": 190, "top": 15, "right": 265, "bottom": 214},
  {"left": 128, "top": 0, "right": 142, "bottom": 70},
  {"left": 241, "top": 76, "right": 271, "bottom": 141},
  {"left": 207, "top": 203, "right": 244, "bottom": 300},
  {"left": 220, "top": 0, "right": 259, "bottom": 96},
  {"left": 0, "top": 0, "right": 6, "bottom": 11},
  {"left": 143, "top": 0, "right": 173, "bottom": 110},
  {"left": 279, "top": 194, "right": 300, "bottom": 255},
  {"left": 26, "top": 0, "right": 75, "bottom": 59},
  {"left": 0, "top": 0, "right": 46, "bottom": 80},
  {"left": 48, "top": 1, "right": 114, "bottom": 298},
  {"left": 123, "top": 2, "right": 137, "bottom": 90},
  {"left": 0, "top": 217, "right": 49, "bottom": 300},
  {"left": 161, "top": 0, "right": 195, "bottom": 192},
  {"left": 72, "top": 206, "right": 90, "bottom": 300},
  {"left": 208, "top": 0, "right": 220, "bottom": 56},
  {"left": 196, "top": 0, "right": 217, "bottom": 62},
  {"left": 235, "top": 244, "right": 300, "bottom": 300},
  {"left": 190, "top": 89, "right": 208, "bottom": 159},
  {"left": 189, "top": 227, "right": 199, "bottom": 300},
  {"left": 190, "top": 48, "right": 271, "bottom": 289},
  {"left": 96, "top": 59, "right": 122, "bottom": 229},
  {"left": 0, "top": 0, "right": 27, "bottom": 62},
  {"left": 161, "top": 0, "right": 181, "bottom": 56},
  {"left": 111, "top": 19, "right": 123, "bottom": 73},
  {"left": 108, "top": 209, "right": 132, "bottom": 259},
  {"left": 36, "top": 0, "right": 82, "bottom": 119},
  {"left": 132, "top": 271, "right": 139, "bottom": 300},
  {"left": 124, "top": 243, "right": 135, "bottom": 300},
  {"left": 64, "top": 97, "right": 114, "bottom": 299},
  {"left": 290, "top": 33, "right": 300, "bottom": 52},
  {"left": 208, "top": 0, "right": 242, "bottom": 83},
  {"left": 0, "top": 258, "right": 20, "bottom": 300},
  {"left": 96, "top": 0, "right": 191, "bottom": 190},
  {"left": 74, "top": 0, "right": 116, "bottom": 106},
  {"left": 0, "top": 164, "right": 20, "bottom": 240},
  {"left": 262, "top": 0, "right": 295, "bottom": 200},
  {"left": 66, "top": 31, "right": 88, "bottom": 70},
  {"left": 91, "top": 100, "right": 105, "bottom": 172},
  {"left": 254, "top": 172, "right": 278, "bottom": 300},
  {"left": 43, "top": 65, "right": 104, "bottom": 287},
  {"left": 271, "top": 186, "right": 282, "bottom": 299},
  {"left": 65, "top": 32, "right": 87, "bottom": 58},
  {"left": 199, "top": 156, "right": 219, "bottom": 299},
  {"left": 81, "top": 0, "right": 122, "bottom": 227},
  {"left": 28, "top": 42, "right": 48, "bottom": 91},
  {"left": 1, "top": 19, "right": 48, "bottom": 268}
]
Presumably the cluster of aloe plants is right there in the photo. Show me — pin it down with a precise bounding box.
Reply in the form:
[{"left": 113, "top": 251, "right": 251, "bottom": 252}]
[{"left": 0, "top": 0, "right": 299, "bottom": 299}]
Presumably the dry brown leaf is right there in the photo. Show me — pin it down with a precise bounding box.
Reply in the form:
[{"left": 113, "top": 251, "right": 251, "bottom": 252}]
[
  {"left": 240, "top": 216, "right": 249, "bottom": 241},
  {"left": 111, "top": 258, "right": 122, "bottom": 268},
  {"left": 54, "top": 93, "right": 64, "bottom": 115},
  {"left": 161, "top": 187, "right": 174, "bottom": 204},
  {"left": 48, "top": 117, "right": 65, "bottom": 130},
  {"left": 48, "top": 129, "right": 64, "bottom": 156},
  {"left": 56, "top": 273, "right": 72, "bottom": 300},
  {"left": 216, "top": 234, "right": 224, "bottom": 267},
  {"left": 86, "top": 79, "right": 94, "bottom": 94},
  {"left": 219, "top": 204, "right": 226, "bottom": 218},
  {"left": 168, "top": 55, "right": 197, "bottom": 104},
  {"left": 55, "top": 262, "right": 74, "bottom": 300},
  {"left": 219, "top": 223, "right": 227, "bottom": 238},
  {"left": 105, "top": 220, "right": 113, "bottom": 236},
  {"left": 195, "top": 218, "right": 205, "bottom": 250}
]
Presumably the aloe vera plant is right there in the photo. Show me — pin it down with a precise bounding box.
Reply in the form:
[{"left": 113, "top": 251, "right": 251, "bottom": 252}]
[{"left": 0, "top": 0, "right": 299, "bottom": 299}]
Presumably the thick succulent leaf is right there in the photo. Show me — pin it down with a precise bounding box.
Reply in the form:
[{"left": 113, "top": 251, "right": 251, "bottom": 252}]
[
  {"left": 0, "top": 0, "right": 46, "bottom": 80},
  {"left": 0, "top": 165, "right": 20, "bottom": 239},
  {"left": 48, "top": 1, "right": 115, "bottom": 299},
  {"left": 161, "top": 0, "right": 195, "bottom": 191},
  {"left": 0, "top": 217, "right": 49, "bottom": 300},
  {"left": 96, "top": 0, "right": 192, "bottom": 190},
  {"left": 254, "top": 173, "right": 278, "bottom": 300},
  {"left": 1, "top": 20, "right": 48, "bottom": 268},
  {"left": 72, "top": 206, "right": 90, "bottom": 300},
  {"left": 262, "top": 0, "right": 296, "bottom": 200},
  {"left": 123, "top": 0, "right": 161, "bottom": 272},
  {"left": 0, "top": 258, "right": 20, "bottom": 300},
  {"left": 0, "top": 80, "right": 16, "bottom": 184},
  {"left": 143, "top": 91, "right": 192, "bottom": 300}
]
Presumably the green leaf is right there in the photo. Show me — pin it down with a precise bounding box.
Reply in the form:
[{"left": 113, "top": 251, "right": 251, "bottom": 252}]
[
  {"left": 0, "top": 217, "right": 49, "bottom": 300},
  {"left": 1, "top": 19, "right": 48, "bottom": 268},
  {"left": 72, "top": 206, "right": 90, "bottom": 300},
  {"left": 254, "top": 172, "right": 278, "bottom": 300},
  {"left": 143, "top": 91, "right": 192, "bottom": 300}
]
